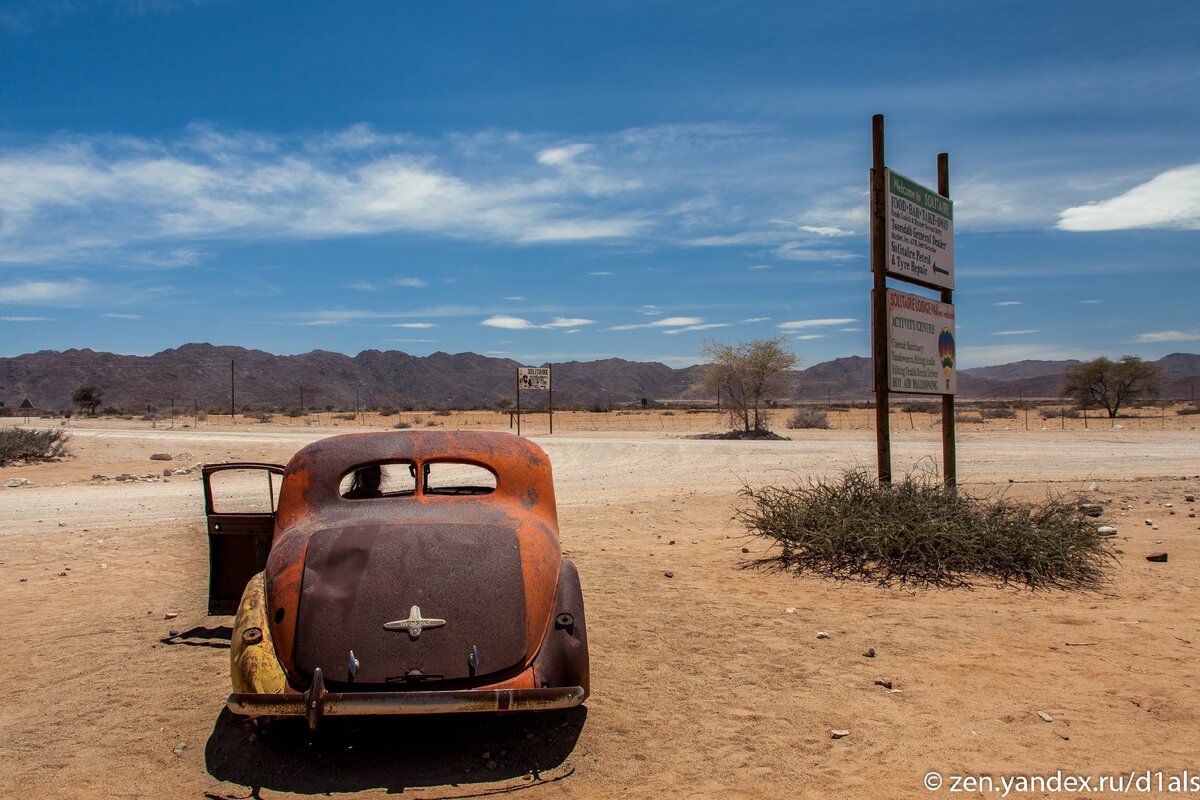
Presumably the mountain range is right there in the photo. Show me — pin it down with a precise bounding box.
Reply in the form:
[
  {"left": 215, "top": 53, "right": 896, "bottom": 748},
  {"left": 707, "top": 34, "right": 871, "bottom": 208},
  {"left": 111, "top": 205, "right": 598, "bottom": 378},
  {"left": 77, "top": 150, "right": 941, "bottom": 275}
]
[{"left": 1, "top": 344, "right": 1197, "bottom": 412}]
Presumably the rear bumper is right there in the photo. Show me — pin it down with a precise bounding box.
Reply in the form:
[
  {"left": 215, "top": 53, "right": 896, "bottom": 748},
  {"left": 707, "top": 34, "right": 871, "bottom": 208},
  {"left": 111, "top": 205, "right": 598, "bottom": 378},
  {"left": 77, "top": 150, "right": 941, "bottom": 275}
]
[{"left": 227, "top": 667, "right": 585, "bottom": 729}]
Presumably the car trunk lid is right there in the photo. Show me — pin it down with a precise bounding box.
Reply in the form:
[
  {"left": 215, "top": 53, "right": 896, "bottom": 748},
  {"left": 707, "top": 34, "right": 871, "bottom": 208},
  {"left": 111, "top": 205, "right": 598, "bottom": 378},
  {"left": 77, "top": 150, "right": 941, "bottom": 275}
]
[{"left": 292, "top": 522, "right": 528, "bottom": 686}]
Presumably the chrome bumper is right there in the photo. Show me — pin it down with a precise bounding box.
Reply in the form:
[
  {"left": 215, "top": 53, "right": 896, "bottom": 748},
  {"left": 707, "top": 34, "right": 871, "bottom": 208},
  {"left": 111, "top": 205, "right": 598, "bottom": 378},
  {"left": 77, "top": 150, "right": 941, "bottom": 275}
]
[{"left": 227, "top": 667, "right": 586, "bottom": 729}]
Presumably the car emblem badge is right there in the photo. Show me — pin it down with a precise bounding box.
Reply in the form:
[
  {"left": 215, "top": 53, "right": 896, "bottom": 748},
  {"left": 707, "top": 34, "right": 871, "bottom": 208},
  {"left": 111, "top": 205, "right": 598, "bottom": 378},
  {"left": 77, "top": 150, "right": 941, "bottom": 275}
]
[{"left": 384, "top": 605, "right": 446, "bottom": 639}]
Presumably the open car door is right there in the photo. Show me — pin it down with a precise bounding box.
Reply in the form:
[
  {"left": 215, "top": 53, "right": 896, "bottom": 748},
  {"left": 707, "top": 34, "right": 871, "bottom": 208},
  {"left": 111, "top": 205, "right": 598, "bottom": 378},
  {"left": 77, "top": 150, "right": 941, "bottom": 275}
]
[{"left": 203, "top": 462, "right": 285, "bottom": 615}]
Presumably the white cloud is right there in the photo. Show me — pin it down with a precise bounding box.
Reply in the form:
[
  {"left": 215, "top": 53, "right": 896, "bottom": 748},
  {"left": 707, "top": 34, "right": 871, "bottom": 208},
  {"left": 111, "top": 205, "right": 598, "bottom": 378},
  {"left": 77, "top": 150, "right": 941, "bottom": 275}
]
[
  {"left": 102, "top": 312, "right": 142, "bottom": 320},
  {"left": 1136, "top": 330, "right": 1200, "bottom": 343},
  {"left": 390, "top": 322, "right": 436, "bottom": 329},
  {"left": 740, "top": 317, "right": 770, "bottom": 323},
  {"left": 481, "top": 315, "right": 593, "bottom": 330},
  {"left": 778, "top": 317, "right": 856, "bottom": 330},
  {"left": 0, "top": 315, "right": 50, "bottom": 321},
  {"left": 588, "top": 271, "right": 614, "bottom": 276},
  {"left": 747, "top": 264, "right": 773, "bottom": 270},
  {"left": 993, "top": 300, "right": 1022, "bottom": 306},
  {"left": 481, "top": 315, "right": 538, "bottom": 330},
  {"left": 773, "top": 242, "right": 858, "bottom": 262},
  {"left": 1057, "top": 163, "right": 1200, "bottom": 231},
  {"left": 392, "top": 277, "right": 428, "bottom": 288},
  {"left": 545, "top": 317, "right": 595, "bottom": 328},
  {"left": 838, "top": 327, "right": 863, "bottom": 332},
  {"left": 609, "top": 316, "right": 705, "bottom": 331},
  {"left": 504, "top": 296, "right": 525, "bottom": 301},
  {"left": 637, "top": 305, "right": 663, "bottom": 315},
  {"left": 0, "top": 278, "right": 92, "bottom": 304},
  {"left": 794, "top": 334, "right": 825, "bottom": 340},
  {"left": 1078, "top": 299, "right": 1102, "bottom": 304},
  {"left": 992, "top": 329, "right": 1041, "bottom": 336},
  {"left": 663, "top": 323, "right": 730, "bottom": 334},
  {"left": 536, "top": 143, "right": 592, "bottom": 167}
]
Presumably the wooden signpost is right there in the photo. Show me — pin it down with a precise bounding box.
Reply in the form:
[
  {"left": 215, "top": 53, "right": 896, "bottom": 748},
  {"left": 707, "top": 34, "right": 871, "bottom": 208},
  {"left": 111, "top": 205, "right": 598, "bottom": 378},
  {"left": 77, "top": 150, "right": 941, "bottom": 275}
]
[
  {"left": 870, "top": 114, "right": 957, "bottom": 487},
  {"left": 516, "top": 366, "right": 552, "bottom": 436}
]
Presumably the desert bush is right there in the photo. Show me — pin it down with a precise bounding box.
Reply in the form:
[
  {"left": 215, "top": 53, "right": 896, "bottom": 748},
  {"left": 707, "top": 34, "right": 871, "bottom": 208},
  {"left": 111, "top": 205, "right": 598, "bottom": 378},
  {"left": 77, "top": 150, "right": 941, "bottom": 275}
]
[
  {"left": 393, "top": 420, "right": 411, "bottom": 429},
  {"left": 333, "top": 413, "right": 356, "bottom": 421},
  {"left": 1039, "top": 407, "right": 1079, "bottom": 420},
  {"left": 787, "top": 408, "right": 831, "bottom": 429},
  {"left": 0, "top": 428, "right": 71, "bottom": 466},
  {"left": 980, "top": 407, "right": 1018, "bottom": 419},
  {"left": 412, "top": 415, "right": 425, "bottom": 425},
  {"left": 738, "top": 469, "right": 1115, "bottom": 590},
  {"left": 378, "top": 407, "right": 397, "bottom": 417},
  {"left": 434, "top": 409, "right": 452, "bottom": 417},
  {"left": 283, "top": 408, "right": 305, "bottom": 418},
  {"left": 249, "top": 410, "right": 274, "bottom": 423},
  {"left": 587, "top": 402, "right": 611, "bottom": 413},
  {"left": 955, "top": 413, "right": 984, "bottom": 423},
  {"left": 425, "top": 420, "right": 438, "bottom": 427},
  {"left": 662, "top": 410, "right": 675, "bottom": 416},
  {"left": 0, "top": 407, "right": 12, "bottom": 418},
  {"left": 899, "top": 401, "right": 937, "bottom": 414},
  {"left": 1177, "top": 405, "right": 1200, "bottom": 416}
]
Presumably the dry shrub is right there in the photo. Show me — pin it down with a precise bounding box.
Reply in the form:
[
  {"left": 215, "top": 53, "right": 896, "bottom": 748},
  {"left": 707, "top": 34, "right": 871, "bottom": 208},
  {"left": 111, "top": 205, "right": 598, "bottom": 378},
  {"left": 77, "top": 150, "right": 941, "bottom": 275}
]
[
  {"left": 787, "top": 408, "right": 831, "bottom": 429},
  {"left": 981, "top": 407, "right": 1017, "bottom": 419},
  {"left": 738, "top": 469, "right": 1115, "bottom": 590},
  {"left": 0, "top": 428, "right": 71, "bottom": 466}
]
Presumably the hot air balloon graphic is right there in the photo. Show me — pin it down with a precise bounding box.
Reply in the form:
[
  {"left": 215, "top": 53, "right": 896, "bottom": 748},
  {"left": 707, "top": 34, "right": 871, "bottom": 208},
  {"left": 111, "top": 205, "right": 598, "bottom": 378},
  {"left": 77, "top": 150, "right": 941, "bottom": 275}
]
[{"left": 938, "top": 327, "right": 955, "bottom": 377}]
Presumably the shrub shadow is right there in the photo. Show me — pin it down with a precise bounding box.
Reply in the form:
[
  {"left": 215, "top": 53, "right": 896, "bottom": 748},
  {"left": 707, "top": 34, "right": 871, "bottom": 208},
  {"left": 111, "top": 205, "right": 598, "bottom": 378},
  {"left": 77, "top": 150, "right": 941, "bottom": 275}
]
[{"left": 204, "top": 705, "right": 587, "bottom": 795}]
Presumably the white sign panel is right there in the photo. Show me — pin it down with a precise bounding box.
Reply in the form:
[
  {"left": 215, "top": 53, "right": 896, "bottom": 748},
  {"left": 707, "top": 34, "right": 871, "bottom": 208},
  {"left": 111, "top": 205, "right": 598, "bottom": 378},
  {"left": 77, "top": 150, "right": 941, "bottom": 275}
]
[
  {"left": 886, "top": 289, "right": 956, "bottom": 395},
  {"left": 885, "top": 169, "right": 954, "bottom": 290},
  {"left": 518, "top": 367, "right": 550, "bottom": 390}
]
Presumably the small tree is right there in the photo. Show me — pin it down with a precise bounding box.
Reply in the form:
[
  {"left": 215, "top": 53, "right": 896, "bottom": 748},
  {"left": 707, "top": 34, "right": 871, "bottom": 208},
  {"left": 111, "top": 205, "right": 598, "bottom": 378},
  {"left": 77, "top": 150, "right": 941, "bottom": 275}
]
[
  {"left": 1060, "top": 355, "right": 1162, "bottom": 418},
  {"left": 700, "top": 337, "right": 798, "bottom": 434},
  {"left": 71, "top": 386, "right": 103, "bottom": 416}
]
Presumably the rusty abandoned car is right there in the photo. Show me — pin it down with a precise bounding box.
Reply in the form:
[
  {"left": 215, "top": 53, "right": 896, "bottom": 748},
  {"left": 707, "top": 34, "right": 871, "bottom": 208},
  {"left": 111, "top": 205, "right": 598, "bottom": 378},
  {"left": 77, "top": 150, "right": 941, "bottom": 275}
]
[{"left": 203, "top": 431, "right": 589, "bottom": 729}]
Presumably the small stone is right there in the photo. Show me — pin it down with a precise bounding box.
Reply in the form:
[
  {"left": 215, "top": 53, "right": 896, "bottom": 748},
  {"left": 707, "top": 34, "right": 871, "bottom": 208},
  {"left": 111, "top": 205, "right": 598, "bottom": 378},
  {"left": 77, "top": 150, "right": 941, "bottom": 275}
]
[
  {"left": 668, "top": 540, "right": 675, "bottom": 545},
  {"left": 1089, "top": 482, "right": 1099, "bottom": 492},
  {"left": 164, "top": 612, "right": 178, "bottom": 620},
  {"left": 1165, "top": 503, "right": 1174, "bottom": 508},
  {"left": 1186, "top": 494, "right": 1195, "bottom": 502},
  {"left": 172, "top": 742, "right": 187, "bottom": 754},
  {"left": 1189, "top": 512, "right": 1196, "bottom": 518},
  {"left": 874, "top": 679, "right": 893, "bottom": 689},
  {"left": 1156, "top": 539, "right": 1163, "bottom": 544},
  {"left": 741, "top": 547, "right": 750, "bottom": 553},
  {"left": 816, "top": 631, "right": 830, "bottom": 640},
  {"left": 486, "top": 760, "right": 497, "bottom": 770},
  {"left": 1152, "top": 525, "right": 1159, "bottom": 531},
  {"left": 149, "top": 453, "right": 173, "bottom": 461},
  {"left": 168, "top": 629, "right": 180, "bottom": 637},
  {"left": 1146, "top": 552, "right": 1168, "bottom": 563},
  {"left": 1037, "top": 710, "right": 1053, "bottom": 723},
  {"left": 481, "top": 751, "right": 490, "bottom": 759},
  {"left": 163, "top": 469, "right": 173, "bottom": 477},
  {"left": 19, "top": 578, "right": 27, "bottom": 582},
  {"left": 5, "top": 478, "right": 29, "bottom": 488},
  {"left": 785, "top": 607, "right": 796, "bottom": 614},
  {"left": 1145, "top": 519, "right": 1154, "bottom": 526},
  {"left": 91, "top": 474, "right": 107, "bottom": 481},
  {"left": 863, "top": 648, "right": 876, "bottom": 658},
  {"left": 1097, "top": 526, "right": 1117, "bottom": 536},
  {"left": 830, "top": 729, "right": 850, "bottom": 739},
  {"left": 58, "top": 571, "right": 67, "bottom": 577},
  {"left": 1078, "top": 503, "right": 1103, "bottom": 517},
  {"left": 663, "top": 571, "right": 673, "bottom": 578}
]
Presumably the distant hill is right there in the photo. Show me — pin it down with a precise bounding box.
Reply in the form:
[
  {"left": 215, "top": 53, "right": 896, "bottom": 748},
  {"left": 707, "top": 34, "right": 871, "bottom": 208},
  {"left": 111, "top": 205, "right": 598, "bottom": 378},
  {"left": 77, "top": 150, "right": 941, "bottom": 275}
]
[{"left": 1, "top": 344, "right": 1197, "bottom": 411}]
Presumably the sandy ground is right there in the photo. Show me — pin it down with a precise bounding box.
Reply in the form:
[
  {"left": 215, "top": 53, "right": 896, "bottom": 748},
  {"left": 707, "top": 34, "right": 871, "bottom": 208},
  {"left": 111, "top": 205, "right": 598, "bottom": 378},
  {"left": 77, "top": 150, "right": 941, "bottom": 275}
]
[{"left": 1, "top": 416, "right": 1198, "bottom": 799}]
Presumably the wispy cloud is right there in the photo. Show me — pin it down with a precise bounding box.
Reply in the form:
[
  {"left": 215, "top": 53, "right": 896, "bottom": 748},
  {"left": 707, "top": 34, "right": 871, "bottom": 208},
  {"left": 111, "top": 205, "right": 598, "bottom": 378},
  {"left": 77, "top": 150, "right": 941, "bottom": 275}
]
[
  {"left": 740, "top": 317, "right": 770, "bottom": 323},
  {"left": 1078, "top": 299, "right": 1103, "bottom": 304},
  {"left": 778, "top": 317, "right": 856, "bottom": 330},
  {"left": 992, "top": 329, "right": 1040, "bottom": 336},
  {"left": 794, "top": 334, "right": 825, "bottom": 340},
  {"left": 588, "top": 271, "right": 613, "bottom": 276},
  {"left": 0, "top": 278, "right": 92, "bottom": 304},
  {"left": 392, "top": 277, "right": 428, "bottom": 288},
  {"left": 390, "top": 322, "right": 436, "bottom": 329},
  {"left": 102, "top": 312, "right": 142, "bottom": 320},
  {"left": 663, "top": 322, "right": 730, "bottom": 335},
  {"left": 1136, "top": 329, "right": 1200, "bottom": 343},
  {"left": 993, "top": 300, "right": 1022, "bottom": 306},
  {"left": 1058, "top": 163, "right": 1200, "bottom": 231},
  {"left": 480, "top": 315, "right": 594, "bottom": 330},
  {"left": 608, "top": 316, "right": 704, "bottom": 331},
  {"left": 0, "top": 315, "right": 50, "bottom": 321}
]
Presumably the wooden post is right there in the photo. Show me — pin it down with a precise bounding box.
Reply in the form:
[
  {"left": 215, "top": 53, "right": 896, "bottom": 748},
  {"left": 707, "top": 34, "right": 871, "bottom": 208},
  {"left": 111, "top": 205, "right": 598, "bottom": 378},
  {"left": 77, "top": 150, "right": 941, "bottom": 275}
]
[
  {"left": 548, "top": 364, "right": 553, "bottom": 434},
  {"left": 938, "top": 152, "right": 956, "bottom": 489},
  {"left": 870, "top": 114, "right": 891, "bottom": 485},
  {"left": 516, "top": 372, "right": 521, "bottom": 437},
  {"left": 230, "top": 359, "right": 236, "bottom": 424}
]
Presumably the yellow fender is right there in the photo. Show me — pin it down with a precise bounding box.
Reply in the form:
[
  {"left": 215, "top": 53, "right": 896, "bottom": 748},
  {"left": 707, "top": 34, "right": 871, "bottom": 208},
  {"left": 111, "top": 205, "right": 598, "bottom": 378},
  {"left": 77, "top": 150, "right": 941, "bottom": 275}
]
[{"left": 230, "top": 572, "right": 287, "bottom": 695}]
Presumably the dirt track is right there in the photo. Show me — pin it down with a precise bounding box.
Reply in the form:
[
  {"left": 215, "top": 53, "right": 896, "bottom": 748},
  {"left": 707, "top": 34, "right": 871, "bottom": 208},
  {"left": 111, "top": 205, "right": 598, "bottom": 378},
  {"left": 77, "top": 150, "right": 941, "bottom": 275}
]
[{"left": 1, "top": 419, "right": 1198, "bottom": 798}]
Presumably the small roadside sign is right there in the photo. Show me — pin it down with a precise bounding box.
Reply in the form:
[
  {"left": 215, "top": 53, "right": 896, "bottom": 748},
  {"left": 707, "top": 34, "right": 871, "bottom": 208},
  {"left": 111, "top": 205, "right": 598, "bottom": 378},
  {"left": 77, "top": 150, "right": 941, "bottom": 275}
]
[
  {"left": 885, "top": 288, "right": 956, "bottom": 396},
  {"left": 518, "top": 367, "right": 550, "bottom": 390}
]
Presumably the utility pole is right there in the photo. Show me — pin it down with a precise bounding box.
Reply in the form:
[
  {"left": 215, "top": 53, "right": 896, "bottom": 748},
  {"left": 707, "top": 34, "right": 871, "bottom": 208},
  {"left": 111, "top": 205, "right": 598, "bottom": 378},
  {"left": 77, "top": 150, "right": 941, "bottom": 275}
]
[{"left": 230, "top": 360, "right": 236, "bottom": 424}]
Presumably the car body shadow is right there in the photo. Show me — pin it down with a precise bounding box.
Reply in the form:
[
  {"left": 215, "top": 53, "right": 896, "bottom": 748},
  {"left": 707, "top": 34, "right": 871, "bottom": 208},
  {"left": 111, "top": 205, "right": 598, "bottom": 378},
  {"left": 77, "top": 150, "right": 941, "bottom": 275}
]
[
  {"left": 204, "top": 705, "right": 587, "bottom": 795},
  {"left": 161, "top": 625, "right": 232, "bottom": 649}
]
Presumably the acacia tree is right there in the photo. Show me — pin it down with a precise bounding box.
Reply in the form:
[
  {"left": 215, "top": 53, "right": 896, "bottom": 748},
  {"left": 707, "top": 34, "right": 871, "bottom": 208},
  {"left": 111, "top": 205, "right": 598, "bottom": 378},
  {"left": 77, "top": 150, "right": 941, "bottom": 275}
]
[
  {"left": 71, "top": 386, "right": 103, "bottom": 416},
  {"left": 700, "top": 337, "right": 798, "bottom": 434},
  {"left": 1060, "top": 356, "right": 1162, "bottom": 418}
]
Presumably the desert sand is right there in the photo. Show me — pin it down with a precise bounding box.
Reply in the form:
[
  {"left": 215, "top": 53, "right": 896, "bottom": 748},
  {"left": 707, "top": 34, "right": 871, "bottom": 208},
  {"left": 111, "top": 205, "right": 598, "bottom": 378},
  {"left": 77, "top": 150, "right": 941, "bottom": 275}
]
[{"left": 1, "top": 413, "right": 1198, "bottom": 799}]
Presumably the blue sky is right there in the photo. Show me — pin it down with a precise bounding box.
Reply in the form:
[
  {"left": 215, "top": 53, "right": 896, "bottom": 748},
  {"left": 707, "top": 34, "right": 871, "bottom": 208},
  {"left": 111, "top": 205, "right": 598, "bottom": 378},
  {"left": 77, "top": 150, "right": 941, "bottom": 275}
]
[{"left": 1, "top": 1, "right": 1197, "bottom": 368}]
